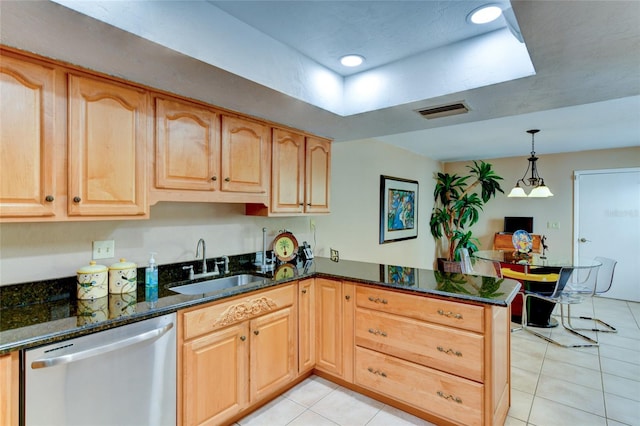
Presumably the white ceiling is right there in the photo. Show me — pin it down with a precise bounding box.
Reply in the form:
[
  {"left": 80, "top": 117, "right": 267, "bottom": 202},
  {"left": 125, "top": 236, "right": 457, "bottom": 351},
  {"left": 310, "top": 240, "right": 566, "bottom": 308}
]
[{"left": 1, "top": 1, "right": 638, "bottom": 162}]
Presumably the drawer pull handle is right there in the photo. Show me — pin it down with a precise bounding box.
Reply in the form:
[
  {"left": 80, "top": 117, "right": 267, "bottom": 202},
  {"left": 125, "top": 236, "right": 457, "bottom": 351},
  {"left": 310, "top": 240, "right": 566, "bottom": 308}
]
[
  {"left": 437, "top": 391, "right": 462, "bottom": 404},
  {"left": 367, "top": 367, "right": 387, "bottom": 378},
  {"left": 368, "top": 296, "right": 388, "bottom": 304},
  {"left": 437, "top": 309, "right": 463, "bottom": 319},
  {"left": 368, "top": 328, "right": 388, "bottom": 337},
  {"left": 437, "top": 346, "right": 462, "bottom": 357}
]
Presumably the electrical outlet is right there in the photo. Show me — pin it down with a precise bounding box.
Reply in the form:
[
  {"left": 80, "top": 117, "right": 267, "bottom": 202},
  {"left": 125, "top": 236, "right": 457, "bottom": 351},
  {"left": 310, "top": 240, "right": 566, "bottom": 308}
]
[
  {"left": 93, "top": 240, "right": 115, "bottom": 259},
  {"left": 330, "top": 248, "right": 339, "bottom": 262},
  {"left": 310, "top": 219, "right": 316, "bottom": 231},
  {"left": 547, "top": 221, "right": 560, "bottom": 230}
]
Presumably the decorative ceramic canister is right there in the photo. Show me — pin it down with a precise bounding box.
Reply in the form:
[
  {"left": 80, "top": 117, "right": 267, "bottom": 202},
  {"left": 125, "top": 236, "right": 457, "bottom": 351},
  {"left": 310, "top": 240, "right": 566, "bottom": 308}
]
[
  {"left": 108, "top": 291, "right": 137, "bottom": 319},
  {"left": 108, "top": 258, "right": 138, "bottom": 294},
  {"left": 76, "top": 296, "right": 108, "bottom": 326},
  {"left": 76, "top": 261, "right": 108, "bottom": 300}
]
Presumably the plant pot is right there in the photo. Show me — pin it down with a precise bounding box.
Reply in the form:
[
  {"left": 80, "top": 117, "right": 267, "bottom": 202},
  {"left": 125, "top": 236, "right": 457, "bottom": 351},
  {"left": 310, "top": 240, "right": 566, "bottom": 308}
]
[{"left": 436, "top": 258, "right": 462, "bottom": 273}]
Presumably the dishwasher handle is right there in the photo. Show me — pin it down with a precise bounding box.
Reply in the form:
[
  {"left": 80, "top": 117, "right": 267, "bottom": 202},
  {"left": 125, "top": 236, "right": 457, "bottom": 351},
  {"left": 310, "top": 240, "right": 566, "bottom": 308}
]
[{"left": 31, "top": 321, "right": 174, "bottom": 369}]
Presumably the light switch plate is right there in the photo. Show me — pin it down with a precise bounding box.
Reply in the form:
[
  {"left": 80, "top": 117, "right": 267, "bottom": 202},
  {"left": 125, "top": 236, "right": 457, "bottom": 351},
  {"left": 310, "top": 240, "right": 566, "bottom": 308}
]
[{"left": 93, "top": 240, "right": 115, "bottom": 259}]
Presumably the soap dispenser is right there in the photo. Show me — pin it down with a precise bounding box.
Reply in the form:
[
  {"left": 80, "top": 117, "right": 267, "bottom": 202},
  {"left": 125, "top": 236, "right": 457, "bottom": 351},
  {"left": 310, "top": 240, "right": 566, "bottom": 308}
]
[{"left": 145, "top": 252, "right": 159, "bottom": 302}]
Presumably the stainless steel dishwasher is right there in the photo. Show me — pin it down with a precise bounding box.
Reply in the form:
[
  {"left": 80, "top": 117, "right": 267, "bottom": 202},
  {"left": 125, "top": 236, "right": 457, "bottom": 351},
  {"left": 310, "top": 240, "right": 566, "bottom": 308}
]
[{"left": 23, "top": 313, "right": 176, "bottom": 426}]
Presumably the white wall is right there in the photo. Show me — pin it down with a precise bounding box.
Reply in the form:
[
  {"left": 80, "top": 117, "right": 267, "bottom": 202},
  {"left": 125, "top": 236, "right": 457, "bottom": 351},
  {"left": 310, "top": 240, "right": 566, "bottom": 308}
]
[
  {"left": 313, "top": 139, "right": 440, "bottom": 269},
  {"left": 0, "top": 203, "right": 312, "bottom": 285},
  {"left": 444, "top": 146, "right": 640, "bottom": 257}
]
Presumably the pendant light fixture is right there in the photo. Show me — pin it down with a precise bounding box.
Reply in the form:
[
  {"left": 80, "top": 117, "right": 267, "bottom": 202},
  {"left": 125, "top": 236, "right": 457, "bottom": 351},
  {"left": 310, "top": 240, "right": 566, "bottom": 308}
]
[{"left": 507, "top": 129, "right": 554, "bottom": 198}]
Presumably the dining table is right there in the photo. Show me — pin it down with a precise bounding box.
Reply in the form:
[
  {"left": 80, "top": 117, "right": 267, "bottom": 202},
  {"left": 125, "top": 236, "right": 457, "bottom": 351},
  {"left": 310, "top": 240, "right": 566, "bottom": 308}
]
[{"left": 472, "top": 250, "right": 602, "bottom": 327}]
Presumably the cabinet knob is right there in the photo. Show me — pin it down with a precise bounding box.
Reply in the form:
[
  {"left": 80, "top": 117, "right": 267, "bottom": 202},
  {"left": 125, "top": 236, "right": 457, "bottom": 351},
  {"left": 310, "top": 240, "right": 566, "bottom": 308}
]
[
  {"left": 253, "top": 330, "right": 260, "bottom": 335},
  {"left": 45, "top": 195, "right": 54, "bottom": 202},
  {"left": 211, "top": 176, "right": 217, "bottom": 181},
  {"left": 345, "top": 295, "right": 351, "bottom": 300},
  {"left": 299, "top": 203, "right": 304, "bottom": 206},
  {"left": 301, "top": 289, "right": 307, "bottom": 294},
  {"left": 73, "top": 196, "right": 81, "bottom": 203},
  {"left": 240, "top": 336, "right": 246, "bottom": 341},
  {"left": 224, "top": 177, "right": 230, "bottom": 182}
]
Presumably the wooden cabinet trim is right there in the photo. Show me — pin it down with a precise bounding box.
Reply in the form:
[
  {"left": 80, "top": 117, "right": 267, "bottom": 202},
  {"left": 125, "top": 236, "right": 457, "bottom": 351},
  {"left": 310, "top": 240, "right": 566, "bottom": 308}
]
[{"left": 182, "top": 284, "right": 294, "bottom": 341}]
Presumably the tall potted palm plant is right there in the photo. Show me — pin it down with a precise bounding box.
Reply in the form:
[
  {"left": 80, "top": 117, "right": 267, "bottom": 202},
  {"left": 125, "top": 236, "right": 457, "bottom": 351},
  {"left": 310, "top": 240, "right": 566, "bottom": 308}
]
[{"left": 430, "top": 161, "right": 504, "bottom": 270}]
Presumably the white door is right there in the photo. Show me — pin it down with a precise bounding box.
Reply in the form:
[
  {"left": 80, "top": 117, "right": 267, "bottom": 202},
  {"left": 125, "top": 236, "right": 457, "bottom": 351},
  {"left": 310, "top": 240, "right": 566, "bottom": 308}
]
[{"left": 574, "top": 168, "right": 640, "bottom": 302}]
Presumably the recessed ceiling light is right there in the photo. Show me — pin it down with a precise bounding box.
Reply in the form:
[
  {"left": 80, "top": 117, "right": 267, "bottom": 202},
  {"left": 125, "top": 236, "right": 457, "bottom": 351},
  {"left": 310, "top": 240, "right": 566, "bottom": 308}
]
[
  {"left": 468, "top": 5, "right": 502, "bottom": 24},
  {"left": 340, "top": 54, "right": 365, "bottom": 67}
]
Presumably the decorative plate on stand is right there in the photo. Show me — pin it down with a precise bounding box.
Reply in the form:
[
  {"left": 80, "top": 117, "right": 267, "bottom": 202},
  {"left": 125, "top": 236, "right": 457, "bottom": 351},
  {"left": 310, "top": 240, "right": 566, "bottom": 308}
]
[
  {"left": 512, "top": 230, "right": 533, "bottom": 253},
  {"left": 272, "top": 230, "right": 299, "bottom": 262}
]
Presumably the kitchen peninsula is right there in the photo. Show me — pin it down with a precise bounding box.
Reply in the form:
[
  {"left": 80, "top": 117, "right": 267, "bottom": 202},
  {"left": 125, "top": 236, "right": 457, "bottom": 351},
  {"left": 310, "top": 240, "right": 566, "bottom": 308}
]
[{"left": 1, "top": 257, "right": 519, "bottom": 426}]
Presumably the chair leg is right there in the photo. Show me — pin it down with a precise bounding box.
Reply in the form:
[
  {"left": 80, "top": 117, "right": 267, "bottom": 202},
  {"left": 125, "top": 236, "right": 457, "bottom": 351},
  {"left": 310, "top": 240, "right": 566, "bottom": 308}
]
[
  {"left": 565, "top": 304, "right": 617, "bottom": 333},
  {"left": 558, "top": 304, "right": 599, "bottom": 346},
  {"left": 522, "top": 294, "right": 598, "bottom": 348}
]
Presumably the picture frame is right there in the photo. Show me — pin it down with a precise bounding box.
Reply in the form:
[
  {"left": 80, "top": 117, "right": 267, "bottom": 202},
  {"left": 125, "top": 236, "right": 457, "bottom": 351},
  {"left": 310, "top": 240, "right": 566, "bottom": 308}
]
[
  {"left": 379, "top": 175, "right": 418, "bottom": 244},
  {"left": 379, "top": 264, "right": 417, "bottom": 287}
]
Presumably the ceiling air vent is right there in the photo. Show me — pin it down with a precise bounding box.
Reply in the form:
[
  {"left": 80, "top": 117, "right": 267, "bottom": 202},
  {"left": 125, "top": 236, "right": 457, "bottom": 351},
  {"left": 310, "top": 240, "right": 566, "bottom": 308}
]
[{"left": 416, "top": 102, "right": 469, "bottom": 119}]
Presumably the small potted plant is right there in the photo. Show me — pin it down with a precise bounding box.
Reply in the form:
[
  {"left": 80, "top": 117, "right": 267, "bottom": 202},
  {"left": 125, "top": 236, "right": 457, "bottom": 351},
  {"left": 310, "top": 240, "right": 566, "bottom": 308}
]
[{"left": 429, "top": 160, "right": 504, "bottom": 271}]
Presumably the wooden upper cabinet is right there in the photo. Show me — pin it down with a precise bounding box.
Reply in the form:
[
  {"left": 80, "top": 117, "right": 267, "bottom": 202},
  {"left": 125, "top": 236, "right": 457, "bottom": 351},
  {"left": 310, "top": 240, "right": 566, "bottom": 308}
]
[
  {"left": 67, "top": 74, "right": 148, "bottom": 216},
  {"left": 0, "top": 55, "right": 57, "bottom": 218},
  {"left": 221, "top": 115, "right": 270, "bottom": 194},
  {"left": 305, "top": 136, "right": 331, "bottom": 214},
  {"left": 155, "top": 97, "right": 219, "bottom": 191},
  {"left": 271, "top": 128, "right": 305, "bottom": 213},
  {"left": 268, "top": 129, "right": 331, "bottom": 215}
]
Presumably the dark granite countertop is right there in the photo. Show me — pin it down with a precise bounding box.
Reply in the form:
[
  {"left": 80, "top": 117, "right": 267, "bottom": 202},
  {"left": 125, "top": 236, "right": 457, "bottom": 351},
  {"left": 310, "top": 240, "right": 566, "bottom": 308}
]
[{"left": 0, "top": 256, "right": 520, "bottom": 354}]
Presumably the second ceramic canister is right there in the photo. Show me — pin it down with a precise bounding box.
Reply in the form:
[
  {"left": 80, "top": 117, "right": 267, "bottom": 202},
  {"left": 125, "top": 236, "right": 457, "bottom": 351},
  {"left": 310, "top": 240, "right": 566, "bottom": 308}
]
[{"left": 108, "top": 258, "right": 138, "bottom": 294}]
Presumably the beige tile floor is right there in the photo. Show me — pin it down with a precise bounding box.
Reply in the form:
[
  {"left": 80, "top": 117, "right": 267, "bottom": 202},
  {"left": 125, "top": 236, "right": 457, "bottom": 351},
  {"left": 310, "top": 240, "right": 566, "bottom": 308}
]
[{"left": 236, "top": 297, "right": 640, "bottom": 426}]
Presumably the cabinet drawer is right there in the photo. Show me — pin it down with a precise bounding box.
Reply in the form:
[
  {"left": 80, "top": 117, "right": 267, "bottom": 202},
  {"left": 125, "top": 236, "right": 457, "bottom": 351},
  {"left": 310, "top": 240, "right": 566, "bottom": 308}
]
[
  {"left": 355, "top": 308, "right": 483, "bottom": 382},
  {"left": 355, "top": 346, "right": 483, "bottom": 426},
  {"left": 356, "top": 286, "right": 484, "bottom": 333},
  {"left": 182, "top": 284, "right": 294, "bottom": 340}
]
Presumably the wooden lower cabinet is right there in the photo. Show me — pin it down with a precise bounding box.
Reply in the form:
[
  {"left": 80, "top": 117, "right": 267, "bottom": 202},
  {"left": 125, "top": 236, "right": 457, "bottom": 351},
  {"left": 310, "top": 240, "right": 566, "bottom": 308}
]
[
  {"left": 182, "top": 322, "right": 249, "bottom": 426},
  {"left": 0, "top": 352, "right": 19, "bottom": 426},
  {"left": 297, "top": 279, "right": 316, "bottom": 373},
  {"left": 178, "top": 284, "right": 296, "bottom": 426},
  {"left": 353, "top": 285, "right": 510, "bottom": 426},
  {"left": 179, "top": 280, "right": 511, "bottom": 426},
  {"left": 355, "top": 346, "right": 483, "bottom": 426},
  {"left": 314, "top": 278, "right": 354, "bottom": 381}
]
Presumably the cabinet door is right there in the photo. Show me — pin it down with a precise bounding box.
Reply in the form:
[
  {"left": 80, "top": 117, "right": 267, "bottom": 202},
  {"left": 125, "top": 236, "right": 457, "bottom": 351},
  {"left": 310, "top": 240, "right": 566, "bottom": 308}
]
[
  {"left": 298, "top": 279, "right": 316, "bottom": 373},
  {"left": 315, "top": 278, "right": 343, "bottom": 376},
  {"left": 182, "top": 322, "right": 249, "bottom": 426},
  {"left": 155, "top": 97, "right": 219, "bottom": 191},
  {"left": 271, "top": 128, "right": 305, "bottom": 213},
  {"left": 0, "top": 353, "right": 19, "bottom": 426},
  {"left": 68, "top": 74, "right": 147, "bottom": 216},
  {"left": 220, "top": 115, "right": 269, "bottom": 193},
  {"left": 250, "top": 307, "right": 297, "bottom": 402},
  {"left": 305, "top": 137, "right": 331, "bottom": 213},
  {"left": 0, "top": 55, "right": 57, "bottom": 218}
]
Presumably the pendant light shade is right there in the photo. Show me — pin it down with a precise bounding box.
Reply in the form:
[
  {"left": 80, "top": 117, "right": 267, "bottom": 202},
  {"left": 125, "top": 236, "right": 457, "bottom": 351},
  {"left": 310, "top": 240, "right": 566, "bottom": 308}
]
[{"left": 508, "top": 129, "right": 554, "bottom": 198}]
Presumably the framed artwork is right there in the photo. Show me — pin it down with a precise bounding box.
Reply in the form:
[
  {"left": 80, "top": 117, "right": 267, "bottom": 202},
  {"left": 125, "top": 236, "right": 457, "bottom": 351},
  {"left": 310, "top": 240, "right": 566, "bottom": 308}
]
[
  {"left": 380, "top": 264, "right": 417, "bottom": 286},
  {"left": 379, "top": 175, "right": 418, "bottom": 243}
]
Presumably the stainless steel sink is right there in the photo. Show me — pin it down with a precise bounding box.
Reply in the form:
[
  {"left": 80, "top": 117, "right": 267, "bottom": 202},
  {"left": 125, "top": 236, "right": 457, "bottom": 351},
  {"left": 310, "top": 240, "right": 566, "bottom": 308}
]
[{"left": 170, "top": 274, "right": 266, "bottom": 295}]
